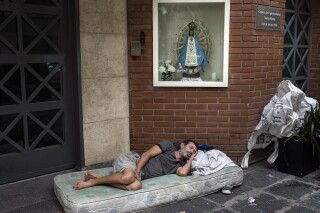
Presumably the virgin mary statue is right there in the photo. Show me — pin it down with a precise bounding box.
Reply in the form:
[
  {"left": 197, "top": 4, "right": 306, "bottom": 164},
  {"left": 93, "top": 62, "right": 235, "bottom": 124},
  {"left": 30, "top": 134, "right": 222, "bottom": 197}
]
[{"left": 178, "top": 20, "right": 208, "bottom": 71}]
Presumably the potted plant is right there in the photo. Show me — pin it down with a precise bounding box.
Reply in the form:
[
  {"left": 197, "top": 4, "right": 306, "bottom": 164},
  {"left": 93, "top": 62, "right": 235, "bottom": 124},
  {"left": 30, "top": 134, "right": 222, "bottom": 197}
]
[{"left": 277, "top": 105, "right": 320, "bottom": 177}]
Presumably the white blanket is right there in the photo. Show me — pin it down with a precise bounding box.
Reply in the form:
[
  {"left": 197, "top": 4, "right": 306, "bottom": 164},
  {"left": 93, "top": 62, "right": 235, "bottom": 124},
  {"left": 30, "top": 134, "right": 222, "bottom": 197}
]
[{"left": 192, "top": 150, "right": 236, "bottom": 176}]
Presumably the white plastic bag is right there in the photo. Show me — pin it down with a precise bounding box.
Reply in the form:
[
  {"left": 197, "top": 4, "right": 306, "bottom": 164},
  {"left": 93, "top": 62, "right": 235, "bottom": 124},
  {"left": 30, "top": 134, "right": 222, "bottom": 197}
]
[{"left": 241, "top": 80, "right": 318, "bottom": 168}]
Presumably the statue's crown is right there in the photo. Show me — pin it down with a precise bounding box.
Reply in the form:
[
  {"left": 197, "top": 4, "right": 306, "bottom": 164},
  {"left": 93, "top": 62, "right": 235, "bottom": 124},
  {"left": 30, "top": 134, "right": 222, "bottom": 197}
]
[{"left": 188, "top": 21, "right": 196, "bottom": 30}]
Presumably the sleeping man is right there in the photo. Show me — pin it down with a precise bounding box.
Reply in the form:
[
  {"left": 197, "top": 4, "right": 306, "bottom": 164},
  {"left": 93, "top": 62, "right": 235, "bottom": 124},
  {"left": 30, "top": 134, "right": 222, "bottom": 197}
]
[{"left": 73, "top": 140, "right": 198, "bottom": 191}]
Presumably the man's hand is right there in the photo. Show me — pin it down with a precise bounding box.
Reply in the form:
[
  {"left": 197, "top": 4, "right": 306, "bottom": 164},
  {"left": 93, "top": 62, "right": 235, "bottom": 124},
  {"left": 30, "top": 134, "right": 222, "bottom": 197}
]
[
  {"left": 188, "top": 150, "right": 197, "bottom": 161},
  {"left": 134, "top": 170, "right": 141, "bottom": 181},
  {"left": 176, "top": 150, "right": 198, "bottom": 176},
  {"left": 135, "top": 145, "right": 162, "bottom": 180}
]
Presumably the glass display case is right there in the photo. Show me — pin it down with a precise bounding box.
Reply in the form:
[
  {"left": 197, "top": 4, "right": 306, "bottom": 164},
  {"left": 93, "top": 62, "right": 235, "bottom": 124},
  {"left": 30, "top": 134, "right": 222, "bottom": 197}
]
[{"left": 153, "top": 0, "right": 230, "bottom": 87}]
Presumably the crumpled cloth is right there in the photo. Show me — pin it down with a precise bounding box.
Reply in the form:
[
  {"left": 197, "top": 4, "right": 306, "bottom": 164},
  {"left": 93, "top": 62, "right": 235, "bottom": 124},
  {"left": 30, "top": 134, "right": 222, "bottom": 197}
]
[
  {"left": 241, "top": 80, "right": 318, "bottom": 168},
  {"left": 192, "top": 150, "right": 236, "bottom": 176}
]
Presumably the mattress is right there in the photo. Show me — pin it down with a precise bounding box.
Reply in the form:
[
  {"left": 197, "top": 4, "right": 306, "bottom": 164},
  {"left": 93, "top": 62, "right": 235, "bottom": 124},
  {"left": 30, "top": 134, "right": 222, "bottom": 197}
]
[{"left": 54, "top": 166, "right": 243, "bottom": 213}]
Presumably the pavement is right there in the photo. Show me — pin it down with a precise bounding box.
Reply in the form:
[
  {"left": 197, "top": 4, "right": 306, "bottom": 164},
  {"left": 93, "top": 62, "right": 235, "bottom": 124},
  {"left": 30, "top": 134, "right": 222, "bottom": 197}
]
[{"left": 1, "top": 160, "right": 320, "bottom": 213}]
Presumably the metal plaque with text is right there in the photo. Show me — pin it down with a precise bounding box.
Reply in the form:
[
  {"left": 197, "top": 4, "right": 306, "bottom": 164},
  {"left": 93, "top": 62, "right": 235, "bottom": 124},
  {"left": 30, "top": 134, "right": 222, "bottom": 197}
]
[{"left": 256, "top": 5, "right": 282, "bottom": 30}]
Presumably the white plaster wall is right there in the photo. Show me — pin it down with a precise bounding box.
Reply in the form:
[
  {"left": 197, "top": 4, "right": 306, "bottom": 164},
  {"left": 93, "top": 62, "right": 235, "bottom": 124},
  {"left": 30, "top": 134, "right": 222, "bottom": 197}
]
[{"left": 79, "top": 0, "right": 129, "bottom": 165}]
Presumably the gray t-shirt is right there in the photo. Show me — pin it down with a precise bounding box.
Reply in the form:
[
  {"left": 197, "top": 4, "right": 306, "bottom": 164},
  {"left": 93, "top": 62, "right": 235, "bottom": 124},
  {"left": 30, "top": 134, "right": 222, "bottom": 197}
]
[{"left": 141, "top": 141, "right": 184, "bottom": 180}]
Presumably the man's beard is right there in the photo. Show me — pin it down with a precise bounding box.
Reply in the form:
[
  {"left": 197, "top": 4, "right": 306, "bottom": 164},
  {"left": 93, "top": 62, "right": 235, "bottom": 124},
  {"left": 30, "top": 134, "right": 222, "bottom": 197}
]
[{"left": 179, "top": 148, "right": 189, "bottom": 159}]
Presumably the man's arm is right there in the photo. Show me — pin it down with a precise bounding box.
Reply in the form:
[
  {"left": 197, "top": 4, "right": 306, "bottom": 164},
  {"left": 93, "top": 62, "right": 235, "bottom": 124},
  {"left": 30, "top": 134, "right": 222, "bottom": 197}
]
[
  {"left": 134, "top": 145, "right": 162, "bottom": 180},
  {"left": 176, "top": 152, "right": 197, "bottom": 176}
]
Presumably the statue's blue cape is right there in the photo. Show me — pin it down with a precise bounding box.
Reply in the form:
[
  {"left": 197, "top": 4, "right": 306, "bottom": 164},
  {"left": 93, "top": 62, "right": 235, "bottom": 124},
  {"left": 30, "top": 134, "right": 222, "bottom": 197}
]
[{"left": 178, "top": 36, "right": 208, "bottom": 67}]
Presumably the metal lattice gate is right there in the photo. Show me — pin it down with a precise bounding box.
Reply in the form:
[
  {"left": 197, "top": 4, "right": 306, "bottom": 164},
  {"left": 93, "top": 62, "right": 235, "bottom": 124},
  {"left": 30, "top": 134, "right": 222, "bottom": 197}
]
[
  {"left": 283, "top": 0, "right": 312, "bottom": 92},
  {"left": 0, "top": 0, "right": 77, "bottom": 184}
]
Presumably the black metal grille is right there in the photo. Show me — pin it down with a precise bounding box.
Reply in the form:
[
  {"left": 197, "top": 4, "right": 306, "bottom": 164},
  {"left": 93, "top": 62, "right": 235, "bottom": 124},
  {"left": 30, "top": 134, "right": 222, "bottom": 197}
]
[
  {"left": 283, "top": 0, "right": 311, "bottom": 92},
  {"left": 0, "top": 0, "right": 64, "bottom": 154},
  {"left": 0, "top": 0, "right": 76, "bottom": 184}
]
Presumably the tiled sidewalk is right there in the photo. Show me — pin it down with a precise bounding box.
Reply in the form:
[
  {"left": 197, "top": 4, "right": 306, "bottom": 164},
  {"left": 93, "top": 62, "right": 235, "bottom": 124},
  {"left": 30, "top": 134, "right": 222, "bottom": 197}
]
[
  {"left": 1, "top": 161, "right": 319, "bottom": 213},
  {"left": 151, "top": 162, "right": 320, "bottom": 213}
]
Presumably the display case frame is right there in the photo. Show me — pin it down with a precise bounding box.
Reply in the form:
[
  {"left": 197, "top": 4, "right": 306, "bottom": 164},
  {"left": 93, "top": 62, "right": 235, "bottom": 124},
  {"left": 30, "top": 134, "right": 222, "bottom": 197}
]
[{"left": 153, "top": 0, "right": 230, "bottom": 87}]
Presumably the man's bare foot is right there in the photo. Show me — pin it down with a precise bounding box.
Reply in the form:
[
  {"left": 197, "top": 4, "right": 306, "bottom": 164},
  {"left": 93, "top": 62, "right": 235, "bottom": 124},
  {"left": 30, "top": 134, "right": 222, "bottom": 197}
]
[
  {"left": 73, "top": 180, "right": 93, "bottom": 190},
  {"left": 84, "top": 171, "right": 102, "bottom": 181}
]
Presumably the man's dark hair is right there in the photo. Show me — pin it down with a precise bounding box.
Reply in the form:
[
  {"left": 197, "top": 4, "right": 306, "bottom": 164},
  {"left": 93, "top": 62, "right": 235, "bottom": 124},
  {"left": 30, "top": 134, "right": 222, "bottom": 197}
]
[
  {"left": 182, "top": 139, "right": 199, "bottom": 151},
  {"left": 173, "top": 140, "right": 199, "bottom": 151}
]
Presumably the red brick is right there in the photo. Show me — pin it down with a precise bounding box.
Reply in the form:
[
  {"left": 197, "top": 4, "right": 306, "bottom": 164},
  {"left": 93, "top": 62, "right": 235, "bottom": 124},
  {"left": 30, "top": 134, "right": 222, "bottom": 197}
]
[
  {"left": 186, "top": 116, "right": 207, "bottom": 122},
  {"left": 230, "top": 48, "right": 243, "bottom": 54},
  {"left": 208, "top": 128, "right": 229, "bottom": 133},
  {"left": 164, "top": 128, "right": 185, "bottom": 133},
  {"left": 134, "top": 122, "right": 153, "bottom": 127},
  {"left": 176, "top": 122, "right": 197, "bottom": 127},
  {"left": 185, "top": 128, "right": 207, "bottom": 134},
  {"left": 197, "top": 111, "right": 219, "bottom": 116},
  {"left": 143, "top": 103, "right": 163, "bottom": 109},
  {"left": 164, "top": 91, "right": 186, "bottom": 97},
  {"left": 132, "top": 110, "right": 153, "bottom": 115},
  {"left": 175, "top": 134, "right": 197, "bottom": 139},
  {"left": 243, "top": 36, "right": 257, "bottom": 41},
  {"left": 208, "top": 116, "right": 229, "bottom": 122},
  {"left": 143, "top": 127, "right": 163, "bottom": 133},
  {"left": 165, "top": 104, "right": 186, "bottom": 109},
  {"left": 231, "top": 4, "right": 253, "bottom": 11},
  {"left": 133, "top": 133, "right": 154, "bottom": 138},
  {"left": 231, "top": 0, "right": 244, "bottom": 4},
  {"left": 231, "top": 11, "right": 243, "bottom": 17},
  {"left": 154, "top": 98, "right": 174, "bottom": 103},
  {"left": 231, "top": 29, "right": 255, "bottom": 35},
  {"left": 154, "top": 122, "right": 174, "bottom": 127},
  {"left": 175, "top": 110, "right": 196, "bottom": 116},
  {"left": 208, "top": 104, "right": 229, "bottom": 110},
  {"left": 186, "top": 104, "right": 207, "bottom": 110},
  {"left": 143, "top": 116, "right": 164, "bottom": 121},
  {"left": 175, "top": 98, "right": 197, "bottom": 103},
  {"left": 131, "top": 116, "right": 142, "bottom": 121},
  {"left": 197, "top": 98, "right": 218, "bottom": 103},
  {"left": 155, "top": 110, "right": 174, "bottom": 115}
]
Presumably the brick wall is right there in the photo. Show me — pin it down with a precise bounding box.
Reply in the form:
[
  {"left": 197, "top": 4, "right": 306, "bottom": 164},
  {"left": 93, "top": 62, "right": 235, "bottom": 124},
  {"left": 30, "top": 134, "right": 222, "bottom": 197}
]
[
  {"left": 309, "top": 0, "right": 320, "bottom": 101},
  {"left": 127, "top": 0, "right": 285, "bottom": 164}
]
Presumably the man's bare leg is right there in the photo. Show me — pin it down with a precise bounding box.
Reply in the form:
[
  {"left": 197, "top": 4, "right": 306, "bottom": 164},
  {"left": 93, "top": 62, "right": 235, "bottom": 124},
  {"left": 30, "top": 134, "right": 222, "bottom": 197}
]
[
  {"left": 73, "top": 168, "right": 139, "bottom": 190},
  {"left": 84, "top": 171, "right": 141, "bottom": 191},
  {"left": 84, "top": 171, "right": 102, "bottom": 181},
  {"left": 109, "top": 178, "right": 141, "bottom": 191}
]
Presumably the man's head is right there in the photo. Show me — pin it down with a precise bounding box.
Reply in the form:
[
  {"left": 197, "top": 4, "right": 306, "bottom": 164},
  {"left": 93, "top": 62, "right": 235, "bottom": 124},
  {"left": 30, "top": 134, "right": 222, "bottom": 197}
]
[{"left": 179, "top": 139, "right": 198, "bottom": 160}]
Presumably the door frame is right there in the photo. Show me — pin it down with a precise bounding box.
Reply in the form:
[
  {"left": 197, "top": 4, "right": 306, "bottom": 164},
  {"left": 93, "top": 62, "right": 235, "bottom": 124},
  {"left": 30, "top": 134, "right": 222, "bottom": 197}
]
[{"left": 68, "top": 0, "right": 84, "bottom": 170}]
